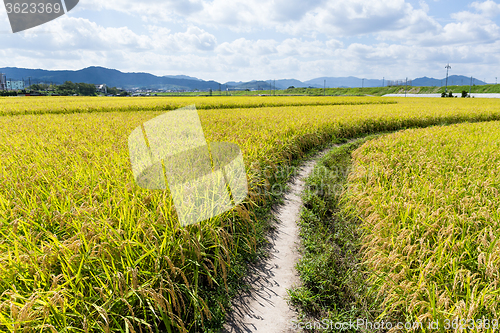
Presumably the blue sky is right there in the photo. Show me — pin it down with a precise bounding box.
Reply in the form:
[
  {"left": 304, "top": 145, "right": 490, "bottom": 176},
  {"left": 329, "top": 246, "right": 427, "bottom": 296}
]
[{"left": 1, "top": 0, "right": 500, "bottom": 83}]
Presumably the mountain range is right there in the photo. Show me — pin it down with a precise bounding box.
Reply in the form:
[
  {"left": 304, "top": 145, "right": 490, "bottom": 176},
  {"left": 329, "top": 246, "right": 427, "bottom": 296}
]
[
  {"left": 0, "top": 66, "right": 488, "bottom": 90},
  {"left": 0, "top": 67, "right": 220, "bottom": 91}
]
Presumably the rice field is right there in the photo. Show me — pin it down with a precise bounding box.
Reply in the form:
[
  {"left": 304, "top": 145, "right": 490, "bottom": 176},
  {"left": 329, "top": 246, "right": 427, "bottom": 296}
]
[
  {"left": 345, "top": 121, "right": 500, "bottom": 331},
  {"left": 0, "top": 96, "right": 395, "bottom": 116},
  {"left": 1, "top": 96, "right": 500, "bottom": 332}
]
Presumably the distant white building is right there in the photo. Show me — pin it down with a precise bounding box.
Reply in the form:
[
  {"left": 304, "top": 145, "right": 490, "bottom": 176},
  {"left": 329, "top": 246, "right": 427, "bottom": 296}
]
[
  {"left": 95, "top": 84, "right": 107, "bottom": 94},
  {"left": 6, "top": 80, "right": 25, "bottom": 90}
]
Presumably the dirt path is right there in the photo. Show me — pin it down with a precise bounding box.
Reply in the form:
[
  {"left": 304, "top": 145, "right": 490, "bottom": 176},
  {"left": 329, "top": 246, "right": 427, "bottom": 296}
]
[{"left": 222, "top": 150, "right": 330, "bottom": 333}]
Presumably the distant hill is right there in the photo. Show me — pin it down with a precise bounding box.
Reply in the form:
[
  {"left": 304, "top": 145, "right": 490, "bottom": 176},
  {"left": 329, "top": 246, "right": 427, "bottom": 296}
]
[
  {"left": 227, "top": 77, "right": 383, "bottom": 89},
  {"left": 228, "top": 77, "right": 383, "bottom": 89},
  {"left": 304, "top": 76, "right": 384, "bottom": 88},
  {"left": 163, "top": 75, "right": 201, "bottom": 81},
  {"left": 412, "top": 75, "right": 486, "bottom": 87},
  {"left": 0, "top": 66, "right": 489, "bottom": 90},
  {"left": 228, "top": 80, "right": 272, "bottom": 90},
  {"left": 0, "top": 66, "right": 220, "bottom": 90},
  {"left": 268, "top": 79, "right": 306, "bottom": 89}
]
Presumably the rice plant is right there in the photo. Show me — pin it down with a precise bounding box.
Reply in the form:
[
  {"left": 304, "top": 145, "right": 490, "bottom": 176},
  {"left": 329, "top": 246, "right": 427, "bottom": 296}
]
[
  {"left": 1, "top": 97, "right": 500, "bottom": 331},
  {"left": 0, "top": 96, "right": 395, "bottom": 117},
  {"left": 344, "top": 121, "right": 500, "bottom": 331}
]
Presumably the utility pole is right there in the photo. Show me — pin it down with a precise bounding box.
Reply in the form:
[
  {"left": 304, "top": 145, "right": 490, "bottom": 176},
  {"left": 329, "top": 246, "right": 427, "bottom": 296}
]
[
  {"left": 469, "top": 76, "right": 473, "bottom": 97},
  {"left": 496, "top": 77, "right": 498, "bottom": 85},
  {"left": 405, "top": 77, "right": 408, "bottom": 97},
  {"left": 444, "top": 63, "right": 451, "bottom": 93},
  {"left": 324, "top": 79, "right": 326, "bottom": 96},
  {"left": 219, "top": 83, "right": 221, "bottom": 95},
  {"left": 362, "top": 78, "right": 364, "bottom": 88}
]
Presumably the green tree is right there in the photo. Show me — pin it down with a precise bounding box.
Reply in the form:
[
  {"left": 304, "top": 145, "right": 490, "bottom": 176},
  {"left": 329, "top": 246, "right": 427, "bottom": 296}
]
[
  {"left": 29, "top": 83, "right": 50, "bottom": 91},
  {"left": 56, "top": 81, "right": 77, "bottom": 95},
  {"left": 76, "top": 83, "right": 97, "bottom": 96},
  {"left": 107, "top": 86, "right": 120, "bottom": 95},
  {"left": 0, "top": 90, "right": 17, "bottom": 96}
]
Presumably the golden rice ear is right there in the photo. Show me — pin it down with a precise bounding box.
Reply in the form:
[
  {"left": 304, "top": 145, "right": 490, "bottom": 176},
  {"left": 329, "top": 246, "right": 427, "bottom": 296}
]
[{"left": 345, "top": 122, "right": 500, "bottom": 325}]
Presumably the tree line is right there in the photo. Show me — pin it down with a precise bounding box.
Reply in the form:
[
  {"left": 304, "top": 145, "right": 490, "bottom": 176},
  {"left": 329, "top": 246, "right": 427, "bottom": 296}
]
[{"left": 27, "top": 81, "right": 128, "bottom": 96}]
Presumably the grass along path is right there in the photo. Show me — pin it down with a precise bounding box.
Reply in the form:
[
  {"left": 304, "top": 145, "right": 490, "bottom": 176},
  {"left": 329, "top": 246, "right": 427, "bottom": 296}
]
[{"left": 288, "top": 138, "right": 377, "bottom": 332}]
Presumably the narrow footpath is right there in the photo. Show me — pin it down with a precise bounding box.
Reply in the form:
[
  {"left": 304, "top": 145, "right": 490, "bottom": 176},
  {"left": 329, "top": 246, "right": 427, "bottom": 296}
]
[{"left": 222, "top": 149, "right": 332, "bottom": 333}]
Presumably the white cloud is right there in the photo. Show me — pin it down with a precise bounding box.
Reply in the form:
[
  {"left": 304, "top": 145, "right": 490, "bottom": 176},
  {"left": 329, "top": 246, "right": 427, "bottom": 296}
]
[
  {"left": 216, "top": 38, "right": 278, "bottom": 56},
  {"left": 73, "top": 0, "right": 443, "bottom": 39},
  {"left": 267, "top": 0, "right": 441, "bottom": 40},
  {"left": 442, "top": 13, "right": 500, "bottom": 44},
  {"left": 78, "top": 0, "right": 204, "bottom": 22},
  {"left": 2, "top": 0, "right": 500, "bottom": 84},
  {"left": 375, "top": 2, "right": 500, "bottom": 47},
  {"left": 419, "top": 0, "right": 430, "bottom": 13},
  {"left": 215, "top": 38, "right": 343, "bottom": 59},
  {"left": 169, "top": 26, "right": 218, "bottom": 51},
  {"left": 276, "top": 38, "right": 341, "bottom": 57},
  {"left": 0, "top": 17, "right": 217, "bottom": 55},
  {"left": 268, "top": 0, "right": 327, "bottom": 22},
  {"left": 1, "top": 38, "right": 500, "bottom": 83},
  {"left": 471, "top": 0, "right": 500, "bottom": 17}
]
